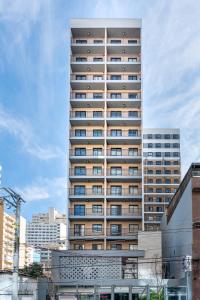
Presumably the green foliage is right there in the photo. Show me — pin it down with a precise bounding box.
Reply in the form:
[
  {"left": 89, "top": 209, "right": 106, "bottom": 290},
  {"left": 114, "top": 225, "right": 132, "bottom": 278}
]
[
  {"left": 139, "top": 289, "right": 164, "bottom": 300},
  {"left": 20, "top": 262, "right": 44, "bottom": 278}
]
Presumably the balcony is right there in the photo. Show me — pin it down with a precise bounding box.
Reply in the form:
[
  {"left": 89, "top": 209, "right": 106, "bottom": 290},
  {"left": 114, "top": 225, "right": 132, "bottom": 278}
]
[
  {"left": 70, "top": 130, "right": 104, "bottom": 144},
  {"left": 70, "top": 111, "right": 104, "bottom": 125},
  {"left": 106, "top": 208, "right": 142, "bottom": 220},
  {"left": 71, "top": 38, "right": 105, "bottom": 55},
  {"left": 69, "top": 149, "right": 104, "bottom": 163},
  {"left": 106, "top": 169, "right": 142, "bottom": 182},
  {"left": 69, "top": 188, "right": 104, "bottom": 200},
  {"left": 107, "top": 130, "right": 141, "bottom": 145},
  {"left": 106, "top": 188, "right": 142, "bottom": 200},
  {"left": 106, "top": 74, "right": 141, "bottom": 90},
  {"left": 107, "top": 56, "right": 141, "bottom": 72},
  {"left": 107, "top": 39, "right": 141, "bottom": 56},
  {"left": 71, "top": 55, "right": 105, "bottom": 72},
  {"left": 106, "top": 111, "right": 141, "bottom": 125},
  {"left": 70, "top": 92, "right": 104, "bottom": 108},
  {"left": 69, "top": 168, "right": 104, "bottom": 182},
  {"left": 69, "top": 208, "right": 104, "bottom": 220},
  {"left": 106, "top": 228, "right": 139, "bottom": 240},
  {"left": 106, "top": 149, "right": 142, "bottom": 162},
  {"left": 106, "top": 93, "right": 141, "bottom": 108},
  {"left": 69, "top": 228, "right": 104, "bottom": 240},
  {"left": 70, "top": 74, "right": 105, "bottom": 90}
]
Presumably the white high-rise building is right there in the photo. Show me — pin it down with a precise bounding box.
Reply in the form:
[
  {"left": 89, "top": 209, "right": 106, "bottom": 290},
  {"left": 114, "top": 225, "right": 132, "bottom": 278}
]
[{"left": 26, "top": 208, "right": 66, "bottom": 264}]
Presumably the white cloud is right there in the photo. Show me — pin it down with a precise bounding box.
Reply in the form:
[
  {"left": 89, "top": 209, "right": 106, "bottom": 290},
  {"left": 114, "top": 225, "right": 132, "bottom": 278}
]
[
  {"left": 16, "top": 176, "right": 66, "bottom": 202},
  {"left": 0, "top": 105, "right": 63, "bottom": 160}
]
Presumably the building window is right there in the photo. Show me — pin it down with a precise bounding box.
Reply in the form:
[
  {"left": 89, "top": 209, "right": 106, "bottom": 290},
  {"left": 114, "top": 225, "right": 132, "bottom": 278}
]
[
  {"left": 148, "top": 152, "right": 153, "bottom": 157},
  {"left": 76, "top": 57, "right": 87, "bottom": 62},
  {"left": 111, "top": 148, "right": 122, "bottom": 156},
  {"left": 111, "top": 129, "right": 122, "bottom": 137},
  {"left": 92, "top": 205, "right": 102, "bottom": 214},
  {"left": 74, "top": 244, "right": 85, "bottom": 250},
  {"left": 75, "top": 129, "right": 86, "bottom": 137},
  {"left": 156, "top": 170, "right": 162, "bottom": 174},
  {"left": 111, "top": 167, "right": 122, "bottom": 176},
  {"left": 155, "top": 134, "right": 161, "bottom": 139},
  {"left": 129, "top": 224, "right": 139, "bottom": 233},
  {"left": 129, "top": 186, "right": 138, "bottom": 195},
  {"left": 74, "top": 186, "right": 85, "bottom": 195},
  {"left": 128, "top": 57, "right": 137, "bottom": 62},
  {"left": 74, "top": 205, "right": 85, "bottom": 216},
  {"left": 75, "top": 93, "right": 86, "bottom": 99},
  {"left": 111, "top": 185, "right": 122, "bottom": 195},
  {"left": 129, "top": 167, "right": 138, "bottom": 176},
  {"left": 128, "top": 75, "right": 137, "bottom": 80},
  {"left": 165, "top": 152, "right": 171, "bottom": 157},
  {"left": 148, "top": 143, "right": 153, "bottom": 148},
  {"left": 110, "top": 224, "right": 121, "bottom": 235},
  {"left": 173, "top": 134, "right": 179, "bottom": 139},
  {"left": 129, "top": 205, "right": 139, "bottom": 214},
  {"left": 93, "top": 166, "right": 102, "bottom": 175},
  {"left": 93, "top": 75, "right": 103, "bottom": 80},
  {"left": 76, "top": 39, "right": 87, "bottom": 44},
  {"left": 92, "top": 186, "right": 102, "bottom": 195},
  {"left": 128, "top": 93, "right": 138, "bottom": 99},
  {"left": 129, "top": 244, "right": 137, "bottom": 250},
  {"left": 93, "top": 148, "right": 102, "bottom": 156},
  {"left": 110, "top": 39, "right": 121, "bottom": 44},
  {"left": 76, "top": 75, "right": 86, "bottom": 80},
  {"left": 74, "top": 224, "right": 85, "bottom": 236},
  {"left": 92, "top": 244, "right": 102, "bottom": 250},
  {"left": 75, "top": 148, "right": 86, "bottom": 156},
  {"left": 111, "top": 75, "right": 121, "bottom": 80},
  {"left": 155, "top": 143, "right": 161, "bottom": 148},
  {"left": 111, "top": 93, "right": 121, "bottom": 99},
  {"left": 110, "top": 205, "right": 121, "bottom": 216},
  {"left": 92, "top": 224, "right": 102, "bottom": 233},
  {"left": 93, "top": 111, "right": 103, "bottom": 118},
  {"left": 110, "top": 244, "right": 122, "bottom": 250},
  {"left": 111, "top": 57, "right": 121, "bottom": 62},
  {"left": 74, "top": 166, "right": 86, "bottom": 176},
  {"left": 129, "top": 148, "right": 138, "bottom": 156},
  {"left": 93, "top": 129, "right": 103, "bottom": 137},
  {"left": 164, "top": 134, "right": 170, "bottom": 139},
  {"left": 128, "top": 129, "right": 138, "bottom": 137},
  {"left": 94, "top": 40, "right": 103, "bottom": 44},
  {"left": 128, "top": 39, "right": 137, "bottom": 44},
  {"left": 93, "top": 93, "right": 103, "bottom": 99},
  {"left": 165, "top": 143, "right": 170, "bottom": 148},
  {"left": 110, "top": 111, "right": 122, "bottom": 117}
]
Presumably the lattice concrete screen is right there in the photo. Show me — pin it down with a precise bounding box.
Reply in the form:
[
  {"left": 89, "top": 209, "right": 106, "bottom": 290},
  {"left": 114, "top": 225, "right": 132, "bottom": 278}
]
[{"left": 59, "top": 256, "right": 122, "bottom": 280}]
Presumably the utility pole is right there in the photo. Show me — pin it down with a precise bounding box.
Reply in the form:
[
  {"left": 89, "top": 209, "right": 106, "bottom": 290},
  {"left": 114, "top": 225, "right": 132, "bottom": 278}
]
[{"left": 0, "top": 187, "right": 25, "bottom": 300}]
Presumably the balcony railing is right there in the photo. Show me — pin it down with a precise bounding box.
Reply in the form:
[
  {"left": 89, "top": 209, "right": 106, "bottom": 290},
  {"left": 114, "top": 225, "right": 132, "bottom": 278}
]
[
  {"left": 71, "top": 56, "right": 105, "bottom": 62},
  {"left": 107, "top": 56, "right": 141, "bottom": 63},
  {"left": 69, "top": 227, "right": 140, "bottom": 237},
  {"left": 106, "top": 169, "right": 142, "bottom": 177},
  {"left": 71, "top": 38, "right": 140, "bottom": 45},
  {"left": 106, "top": 228, "right": 140, "bottom": 237},
  {"left": 107, "top": 74, "right": 141, "bottom": 81},
  {"left": 106, "top": 208, "right": 142, "bottom": 217},
  {"left": 106, "top": 188, "right": 142, "bottom": 197},
  {"left": 106, "top": 149, "right": 141, "bottom": 157},
  {"left": 70, "top": 130, "right": 105, "bottom": 138},
  {"left": 71, "top": 74, "right": 105, "bottom": 81},
  {"left": 70, "top": 92, "right": 104, "bottom": 99},
  {"left": 69, "top": 208, "right": 142, "bottom": 217},
  {"left": 69, "top": 149, "right": 104, "bottom": 157},
  {"left": 69, "top": 188, "right": 104, "bottom": 196},
  {"left": 69, "top": 168, "right": 104, "bottom": 176},
  {"left": 107, "top": 93, "right": 141, "bottom": 99},
  {"left": 69, "top": 228, "right": 104, "bottom": 237},
  {"left": 70, "top": 111, "right": 104, "bottom": 119},
  {"left": 69, "top": 208, "right": 104, "bottom": 217},
  {"left": 107, "top": 130, "right": 141, "bottom": 138},
  {"left": 107, "top": 111, "right": 141, "bottom": 118}
]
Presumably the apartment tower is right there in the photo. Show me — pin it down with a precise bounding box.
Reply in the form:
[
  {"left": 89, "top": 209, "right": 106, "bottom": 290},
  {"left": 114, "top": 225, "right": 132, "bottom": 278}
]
[
  {"left": 143, "top": 128, "right": 181, "bottom": 231},
  {"left": 68, "top": 19, "right": 142, "bottom": 251}
]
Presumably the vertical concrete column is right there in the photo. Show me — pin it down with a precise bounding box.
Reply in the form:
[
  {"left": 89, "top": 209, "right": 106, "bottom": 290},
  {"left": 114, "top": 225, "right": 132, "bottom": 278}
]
[
  {"left": 146, "top": 285, "right": 150, "bottom": 300},
  {"left": 129, "top": 286, "right": 132, "bottom": 300},
  {"left": 111, "top": 285, "right": 115, "bottom": 300}
]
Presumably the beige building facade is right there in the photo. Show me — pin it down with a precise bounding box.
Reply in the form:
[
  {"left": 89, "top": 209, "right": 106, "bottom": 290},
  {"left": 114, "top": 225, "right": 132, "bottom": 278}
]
[{"left": 68, "top": 19, "right": 142, "bottom": 251}]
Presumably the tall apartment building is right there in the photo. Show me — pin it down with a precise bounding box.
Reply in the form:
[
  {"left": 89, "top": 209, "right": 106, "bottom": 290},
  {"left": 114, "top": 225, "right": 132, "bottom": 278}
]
[
  {"left": 68, "top": 19, "right": 142, "bottom": 251},
  {"left": 26, "top": 208, "right": 66, "bottom": 264},
  {"left": 0, "top": 201, "right": 37, "bottom": 270},
  {"left": 143, "top": 128, "right": 181, "bottom": 231}
]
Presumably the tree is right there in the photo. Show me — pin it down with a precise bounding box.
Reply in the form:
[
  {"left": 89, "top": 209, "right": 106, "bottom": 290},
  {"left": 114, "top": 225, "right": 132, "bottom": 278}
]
[{"left": 20, "top": 263, "right": 44, "bottom": 278}]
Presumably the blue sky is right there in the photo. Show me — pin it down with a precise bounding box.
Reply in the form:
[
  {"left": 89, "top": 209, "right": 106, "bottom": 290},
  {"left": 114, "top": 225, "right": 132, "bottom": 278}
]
[{"left": 0, "top": 0, "right": 200, "bottom": 220}]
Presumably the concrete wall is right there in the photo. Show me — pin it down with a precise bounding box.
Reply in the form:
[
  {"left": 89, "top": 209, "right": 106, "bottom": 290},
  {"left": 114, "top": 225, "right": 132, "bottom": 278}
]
[
  {"left": 161, "top": 179, "right": 192, "bottom": 279},
  {"left": 138, "top": 231, "right": 162, "bottom": 282}
]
